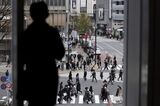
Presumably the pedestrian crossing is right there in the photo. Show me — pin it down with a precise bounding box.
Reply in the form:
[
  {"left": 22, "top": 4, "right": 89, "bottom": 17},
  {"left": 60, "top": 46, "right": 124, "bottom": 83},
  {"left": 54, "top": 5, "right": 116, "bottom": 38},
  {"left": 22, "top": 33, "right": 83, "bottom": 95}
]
[
  {"left": 56, "top": 95, "right": 123, "bottom": 104},
  {"left": 103, "top": 64, "right": 122, "bottom": 71},
  {"left": 59, "top": 70, "right": 123, "bottom": 83}
]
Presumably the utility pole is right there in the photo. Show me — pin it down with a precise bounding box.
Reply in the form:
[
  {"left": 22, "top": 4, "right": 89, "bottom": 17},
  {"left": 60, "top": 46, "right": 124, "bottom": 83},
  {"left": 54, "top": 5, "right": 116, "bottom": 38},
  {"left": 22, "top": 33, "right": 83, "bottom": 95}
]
[
  {"left": 94, "top": 5, "right": 97, "bottom": 65},
  {"left": 66, "top": 0, "right": 70, "bottom": 65}
]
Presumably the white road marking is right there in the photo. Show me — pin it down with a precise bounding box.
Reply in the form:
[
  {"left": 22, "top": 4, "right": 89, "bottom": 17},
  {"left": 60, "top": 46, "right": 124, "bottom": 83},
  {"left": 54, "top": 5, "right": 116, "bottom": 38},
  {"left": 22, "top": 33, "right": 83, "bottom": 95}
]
[
  {"left": 62, "top": 99, "right": 67, "bottom": 104},
  {"left": 79, "top": 95, "right": 83, "bottom": 104},
  {"left": 103, "top": 99, "right": 108, "bottom": 104},
  {"left": 70, "top": 96, "right": 76, "bottom": 104},
  {"left": 95, "top": 95, "right": 100, "bottom": 104},
  {"left": 104, "top": 43, "right": 123, "bottom": 56},
  {"left": 97, "top": 45, "right": 104, "bottom": 50}
]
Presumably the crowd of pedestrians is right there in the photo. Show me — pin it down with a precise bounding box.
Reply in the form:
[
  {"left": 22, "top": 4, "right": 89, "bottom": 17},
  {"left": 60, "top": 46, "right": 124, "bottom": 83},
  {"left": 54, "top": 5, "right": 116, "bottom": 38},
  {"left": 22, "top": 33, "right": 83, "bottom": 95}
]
[{"left": 56, "top": 37, "right": 123, "bottom": 104}]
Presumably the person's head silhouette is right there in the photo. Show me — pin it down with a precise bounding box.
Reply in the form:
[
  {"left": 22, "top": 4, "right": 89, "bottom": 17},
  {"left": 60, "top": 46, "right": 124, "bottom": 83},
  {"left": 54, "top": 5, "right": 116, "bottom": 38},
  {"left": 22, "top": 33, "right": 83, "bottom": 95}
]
[{"left": 30, "top": 1, "right": 49, "bottom": 21}]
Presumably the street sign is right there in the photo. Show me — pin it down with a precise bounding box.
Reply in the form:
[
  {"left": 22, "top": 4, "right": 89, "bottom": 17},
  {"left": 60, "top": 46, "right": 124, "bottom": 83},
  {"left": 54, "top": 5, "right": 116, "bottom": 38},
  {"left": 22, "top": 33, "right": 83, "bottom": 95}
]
[
  {"left": 1, "top": 83, "right": 6, "bottom": 90},
  {"left": 1, "top": 76, "right": 7, "bottom": 82},
  {"left": 6, "top": 82, "right": 12, "bottom": 88}
]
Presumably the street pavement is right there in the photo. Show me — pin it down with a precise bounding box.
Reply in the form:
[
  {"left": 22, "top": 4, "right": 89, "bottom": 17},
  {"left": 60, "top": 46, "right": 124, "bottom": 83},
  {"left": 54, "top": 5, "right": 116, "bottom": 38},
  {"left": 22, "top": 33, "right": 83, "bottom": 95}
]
[
  {"left": 0, "top": 37, "right": 124, "bottom": 106},
  {"left": 56, "top": 76, "right": 123, "bottom": 106},
  {"left": 92, "top": 36, "right": 124, "bottom": 65},
  {"left": 56, "top": 37, "right": 124, "bottom": 106}
]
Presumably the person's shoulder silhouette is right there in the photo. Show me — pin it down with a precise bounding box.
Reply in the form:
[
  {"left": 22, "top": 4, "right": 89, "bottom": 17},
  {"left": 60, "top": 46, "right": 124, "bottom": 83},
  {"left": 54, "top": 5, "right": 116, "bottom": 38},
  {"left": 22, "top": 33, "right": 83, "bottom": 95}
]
[{"left": 18, "top": 1, "right": 65, "bottom": 106}]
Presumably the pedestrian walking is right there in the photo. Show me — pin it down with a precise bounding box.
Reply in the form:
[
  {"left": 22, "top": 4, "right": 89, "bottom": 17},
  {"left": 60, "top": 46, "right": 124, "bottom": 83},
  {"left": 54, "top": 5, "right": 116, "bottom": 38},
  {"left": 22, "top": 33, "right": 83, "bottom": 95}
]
[
  {"left": 113, "top": 56, "right": 117, "bottom": 68},
  {"left": 76, "top": 81, "right": 82, "bottom": 94},
  {"left": 103, "top": 80, "right": 108, "bottom": 88},
  {"left": 91, "top": 70, "right": 97, "bottom": 82},
  {"left": 59, "top": 82, "right": 63, "bottom": 91},
  {"left": 68, "top": 71, "right": 72, "bottom": 81},
  {"left": 111, "top": 68, "right": 116, "bottom": 81},
  {"left": 76, "top": 73, "right": 80, "bottom": 83},
  {"left": 83, "top": 60, "right": 87, "bottom": 70},
  {"left": 100, "top": 70, "right": 103, "bottom": 79},
  {"left": 89, "top": 86, "right": 94, "bottom": 95},
  {"left": 61, "top": 61, "right": 64, "bottom": 71},
  {"left": 108, "top": 73, "right": 113, "bottom": 85},
  {"left": 116, "top": 85, "right": 122, "bottom": 96},
  {"left": 103, "top": 59, "right": 109, "bottom": 71},
  {"left": 118, "top": 69, "right": 123, "bottom": 81},
  {"left": 83, "top": 70, "right": 87, "bottom": 81},
  {"left": 6, "top": 55, "right": 10, "bottom": 67},
  {"left": 76, "top": 61, "right": 80, "bottom": 70},
  {"left": 5, "top": 70, "right": 9, "bottom": 78}
]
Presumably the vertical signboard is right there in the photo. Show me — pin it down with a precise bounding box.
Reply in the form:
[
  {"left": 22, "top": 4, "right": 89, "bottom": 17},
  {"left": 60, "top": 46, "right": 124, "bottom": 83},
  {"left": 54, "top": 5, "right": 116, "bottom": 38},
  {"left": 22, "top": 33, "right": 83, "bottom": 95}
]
[
  {"left": 98, "top": 8, "right": 104, "bottom": 20},
  {"left": 72, "top": 0, "right": 76, "bottom": 9}
]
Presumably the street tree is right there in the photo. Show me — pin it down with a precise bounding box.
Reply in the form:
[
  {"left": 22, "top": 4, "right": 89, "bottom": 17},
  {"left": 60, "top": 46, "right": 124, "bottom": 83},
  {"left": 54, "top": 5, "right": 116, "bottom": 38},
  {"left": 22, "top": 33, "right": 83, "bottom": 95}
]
[
  {"left": 0, "top": 0, "right": 11, "bottom": 40},
  {"left": 74, "top": 13, "right": 91, "bottom": 34}
]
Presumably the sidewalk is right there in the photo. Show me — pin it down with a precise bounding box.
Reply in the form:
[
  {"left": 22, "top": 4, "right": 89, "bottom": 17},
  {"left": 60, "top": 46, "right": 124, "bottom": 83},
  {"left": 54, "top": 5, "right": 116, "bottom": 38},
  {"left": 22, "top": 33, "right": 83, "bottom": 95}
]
[
  {"left": 0, "top": 63, "right": 11, "bottom": 73},
  {"left": 58, "top": 45, "right": 89, "bottom": 74}
]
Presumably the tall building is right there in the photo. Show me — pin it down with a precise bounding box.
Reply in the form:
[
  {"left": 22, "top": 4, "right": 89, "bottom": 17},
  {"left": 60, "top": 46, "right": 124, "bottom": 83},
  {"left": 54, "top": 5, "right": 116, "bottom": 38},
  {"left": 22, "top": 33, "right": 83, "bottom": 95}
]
[
  {"left": 96, "top": 0, "right": 112, "bottom": 35},
  {"left": 24, "top": 0, "right": 67, "bottom": 31},
  {"left": 111, "top": 0, "right": 124, "bottom": 30},
  {"left": 69, "top": 0, "right": 96, "bottom": 29}
]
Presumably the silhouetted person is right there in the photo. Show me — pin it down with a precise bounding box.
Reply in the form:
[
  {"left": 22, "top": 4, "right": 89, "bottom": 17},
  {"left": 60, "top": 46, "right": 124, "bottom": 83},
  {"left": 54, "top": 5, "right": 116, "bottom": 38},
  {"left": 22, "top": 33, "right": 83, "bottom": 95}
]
[{"left": 18, "top": 2, "right": 65, "bottom": 106}]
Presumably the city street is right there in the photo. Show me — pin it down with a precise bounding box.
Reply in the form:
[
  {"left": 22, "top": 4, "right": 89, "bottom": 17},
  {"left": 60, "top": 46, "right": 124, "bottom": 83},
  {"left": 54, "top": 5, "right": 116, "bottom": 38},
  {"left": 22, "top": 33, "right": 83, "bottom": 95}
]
[
  {"left": 95, "top": 37, "right": 124, "bottom": 65},
  {"left": 56, "top": 37, "right": 124, "bottom": 106},
  {"left": 0, "top": 37, "right": 124, "bottom": 106},
  {"left": 56, "top": 76, "right": 123, "bottom": 106},
  {"left": 97, "top": 37, "right": 123, "bottom": 64}
]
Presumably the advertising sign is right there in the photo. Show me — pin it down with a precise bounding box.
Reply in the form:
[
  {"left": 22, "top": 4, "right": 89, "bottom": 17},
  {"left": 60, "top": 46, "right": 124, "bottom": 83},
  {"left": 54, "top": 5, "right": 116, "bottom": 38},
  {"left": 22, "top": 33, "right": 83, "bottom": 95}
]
[{"left": 98, "top": 8, "right": 104, "bottom": 20}]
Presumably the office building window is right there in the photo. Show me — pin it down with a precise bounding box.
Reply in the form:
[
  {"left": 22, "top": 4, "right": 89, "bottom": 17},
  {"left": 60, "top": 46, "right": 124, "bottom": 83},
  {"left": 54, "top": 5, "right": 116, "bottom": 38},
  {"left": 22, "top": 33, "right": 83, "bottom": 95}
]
[
  {"left": 62, "top": 0, "right": 65, "bottom": 6},
  {"left": 116, "top": 10, "right": 119, "bottom": 14},
  {"left": 122, "top": 10, "right": 124, "bottom": 14},
  {"left": 58, "top": 0, "right": 61, "bottom": 6},
  {"left": 54, "top": 0, "right": 58, "bottom": 6},
  {"left": 50, "top": 0, "right": 53, "bottom": 6},
  {"left": 116, "top": 1, "right": 120, "bottom": 5},
  {"left": 121, "top": 1, "right": 124, "bottom": 5}
]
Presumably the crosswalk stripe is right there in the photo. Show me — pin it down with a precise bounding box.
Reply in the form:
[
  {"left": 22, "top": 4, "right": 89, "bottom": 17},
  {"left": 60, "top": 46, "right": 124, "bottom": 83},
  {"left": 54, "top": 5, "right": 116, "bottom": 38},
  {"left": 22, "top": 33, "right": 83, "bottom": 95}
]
[
  {"left": 56, "top": 96, "right": 59, "bottom": 104},
  {"left": 95, "top": 95, "right": 100, "bottom": 104},
  {"left": 108, "top": 65, "right": 112, "bottom": 70},
  {"left": 56, "top": 94, "right": 122, "bottom": 104},
  {"left": 79, "top": 95, "right": 83, "bottom": 104},
  {"left": 62, "top": 99, "right": 67, "bottom": 104},
  {"left": 116, "top": 65, "right": 122, "bottom": 70},
  {"left": 103, "top": 99, "right": 108, "bottom": 104},
  {"left": 70, "top": 96, "right": 76, "bottom": 104},
  {"left": 110, "top": 95, "right": 116, "bottom": 104}
]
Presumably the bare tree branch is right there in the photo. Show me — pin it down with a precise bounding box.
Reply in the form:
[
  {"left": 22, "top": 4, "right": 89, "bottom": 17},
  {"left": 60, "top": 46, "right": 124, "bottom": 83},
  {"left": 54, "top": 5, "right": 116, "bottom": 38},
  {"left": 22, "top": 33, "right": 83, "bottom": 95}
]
[{"left": 0, "top": 0, "right": 11, "bottom": 41}]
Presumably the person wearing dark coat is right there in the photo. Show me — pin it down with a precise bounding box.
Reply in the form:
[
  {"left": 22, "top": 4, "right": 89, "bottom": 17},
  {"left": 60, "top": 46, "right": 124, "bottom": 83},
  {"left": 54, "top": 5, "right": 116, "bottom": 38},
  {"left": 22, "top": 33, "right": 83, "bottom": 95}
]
[
  {"left": 83, "top": 70, "right": 87, "bottom": 81},
  {"left": 18, "top": 2, "right": 65, "bottom": 106},
  {"left": 76, "top": 81, "right": 82, "bottom": 94}
]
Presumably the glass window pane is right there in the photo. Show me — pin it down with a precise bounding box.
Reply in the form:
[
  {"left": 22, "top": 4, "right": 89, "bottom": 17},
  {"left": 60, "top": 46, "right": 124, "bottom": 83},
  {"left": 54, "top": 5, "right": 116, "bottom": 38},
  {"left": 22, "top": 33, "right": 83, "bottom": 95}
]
[
  {"left": 0, "top": 0, "right": 12, "bottom": 104},
  {"left": 50, "top": 0, "right": 53, "bottom": 6},
  {"left": 46, "top": 0, "right": 49, "bottom": 5}
]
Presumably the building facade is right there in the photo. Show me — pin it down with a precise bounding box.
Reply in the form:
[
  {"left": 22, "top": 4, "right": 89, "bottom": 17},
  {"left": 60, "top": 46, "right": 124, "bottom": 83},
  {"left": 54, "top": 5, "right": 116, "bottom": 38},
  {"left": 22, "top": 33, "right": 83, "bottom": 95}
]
[
  {"left": 24, "top": 0, "right": 67, "bottom": 32},
  {"left": 69, "top": 0, "right": 96, "bottom": 29},
  {"left": 111, "top": 0, "right": 124, "bottom": 29},
  {"left": 95, "top": 0, "right": 112, "bottom": 35}
]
